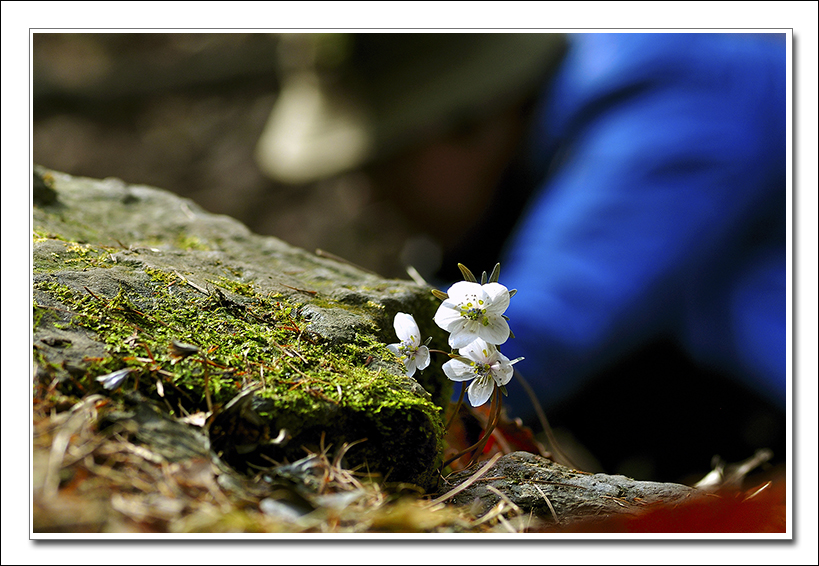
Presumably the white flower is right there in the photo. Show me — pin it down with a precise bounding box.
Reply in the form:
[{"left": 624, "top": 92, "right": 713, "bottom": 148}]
[
  {"left": 96, "top": 368, "right": 134, "bottom": 390},
  {"left": 442, "top": 338, "right": 521, "bottom": 407},
  {"left": 386, "top": 312, "right": 430, "bottom": 377},
  {"left": 433, "top": 280, "right": 511, "bottom": 348}
]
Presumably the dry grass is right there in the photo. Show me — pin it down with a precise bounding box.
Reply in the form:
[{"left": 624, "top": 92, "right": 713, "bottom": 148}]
[{"left": 32, "top": 396, "right": 530, "bottom": 534}]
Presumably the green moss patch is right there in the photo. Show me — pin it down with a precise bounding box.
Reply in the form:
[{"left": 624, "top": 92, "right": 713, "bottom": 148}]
[
  {"left": 32, "top": 167, "right": 452, "bottom": 490},
  {"left": 33, "top": 240, "right": 444, "bottom": 489}
]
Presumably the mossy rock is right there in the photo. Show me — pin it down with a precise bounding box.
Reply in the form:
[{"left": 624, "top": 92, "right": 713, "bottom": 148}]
[{"left": 32, "top": 166, "right": 451, "bottom": 490}]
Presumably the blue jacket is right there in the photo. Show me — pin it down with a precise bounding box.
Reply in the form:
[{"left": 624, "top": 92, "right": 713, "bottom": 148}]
[{"left": 499, "top": 33, "right": 787, "bottom": 419}]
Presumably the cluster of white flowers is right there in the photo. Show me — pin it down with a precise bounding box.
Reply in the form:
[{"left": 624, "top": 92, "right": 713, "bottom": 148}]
[{"left": 387, "top": 264, "right": 522, "bottom": 408}]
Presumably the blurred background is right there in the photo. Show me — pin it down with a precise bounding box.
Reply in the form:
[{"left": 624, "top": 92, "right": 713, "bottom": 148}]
[
  {"left": 33, "top": 32, "right": 787, "bottom": 485},
  {"left": 33, "top": 33, "right": 418, "bottom": 278}
]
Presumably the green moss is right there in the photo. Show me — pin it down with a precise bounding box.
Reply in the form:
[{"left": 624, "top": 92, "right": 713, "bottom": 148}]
[
  {"left": 33, "top": 249, "right": 445, "bottom": 489},
  {"left": 33, "top": 237, "right": 114, "bottom": 272},
  {"left": 174, "top": 233, "right": 209, "bottom": 251},
  {"left": 32, "top": 175, "right": 448, "bottom": 489},
  {"left": 33, "top": 230, "right": 51, "bottom": 243},
  {"left": 33, "top": 303, "right": 47, "bottom": 330},
  {"left": 210, "top": 276, "right": 256, "bottom": 297}
]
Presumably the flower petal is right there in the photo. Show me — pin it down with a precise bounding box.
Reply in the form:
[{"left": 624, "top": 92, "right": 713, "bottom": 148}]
[
  {"left": 96, "top": 368, "right": 132, "bottom": 390},
  {"left": 415, "top": 345, "right": 430, "bottom": 371},
  {"left": 445, "top": 280, "right": 483, "bottom": 303},
  {"left": 403, "top": 356, "right": 418, "bottom": 377},
  {"left": 478, "top": 316, "right": 510, "bottom": 345},
  {"left": 448, "top": 323, "right": 484, "bottom": 349},
  {"left": 393, "top": 312, "right": 421, "bottom": 345},
  {"left": 459, "top": 338, "right": 494, "bottom": 363},
  {"left": 482, "top": 282, "right": 510, "bottom": 313},
  {"left": 433, "top": 300, "right": 464, "bottom": 332},
  {"left": 442, "top": 359, "right": 474, "bottom": 382},
  {"left": 467, "top": 375, "right": 495, "bottom": 407},
  {"left": 492, "top": 359, "right": 514, "bottom": 386}
]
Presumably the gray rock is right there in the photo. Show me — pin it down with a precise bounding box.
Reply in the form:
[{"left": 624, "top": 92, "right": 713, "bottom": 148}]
[
  {"left": 443, "top": 451, "right": 703, "bottom": 526},
  {"left": 32, "top": 166, "right": 450, "bottom": 490}
]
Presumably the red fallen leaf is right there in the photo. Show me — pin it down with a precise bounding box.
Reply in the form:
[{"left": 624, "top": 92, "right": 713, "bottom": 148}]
[
  {"left": 548, "top": 476, "right": 787, "bottom": 534},
  {"left": 443, "top": 402, "right": 549, "bottom": 471},
  {"left": 467, "top": 403, "right": 549, "bottom": 457}
]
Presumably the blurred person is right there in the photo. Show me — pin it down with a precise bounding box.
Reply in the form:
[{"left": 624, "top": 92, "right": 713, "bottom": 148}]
[{"left": 256, "top": 32, "right": 787, "bottom": 480}]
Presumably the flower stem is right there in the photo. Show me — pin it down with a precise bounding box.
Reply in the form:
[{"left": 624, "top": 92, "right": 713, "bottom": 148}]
[
  {"left": 444, "top": 382, "right": 467, "bottom": 431},
  {"left": 465, "top": 387, "right": 502, "bottom": 467},
  {"left": 442, "top": 385, "right": 502, "bottom": 470}
]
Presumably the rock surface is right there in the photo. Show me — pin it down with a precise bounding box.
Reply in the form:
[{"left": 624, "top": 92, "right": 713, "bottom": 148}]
[
  {"left": 32, "top": 166, "right": 450, "bottom": 490},
  {"left": 442, "top": 451, "right": 704, "bottom": 528}
]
